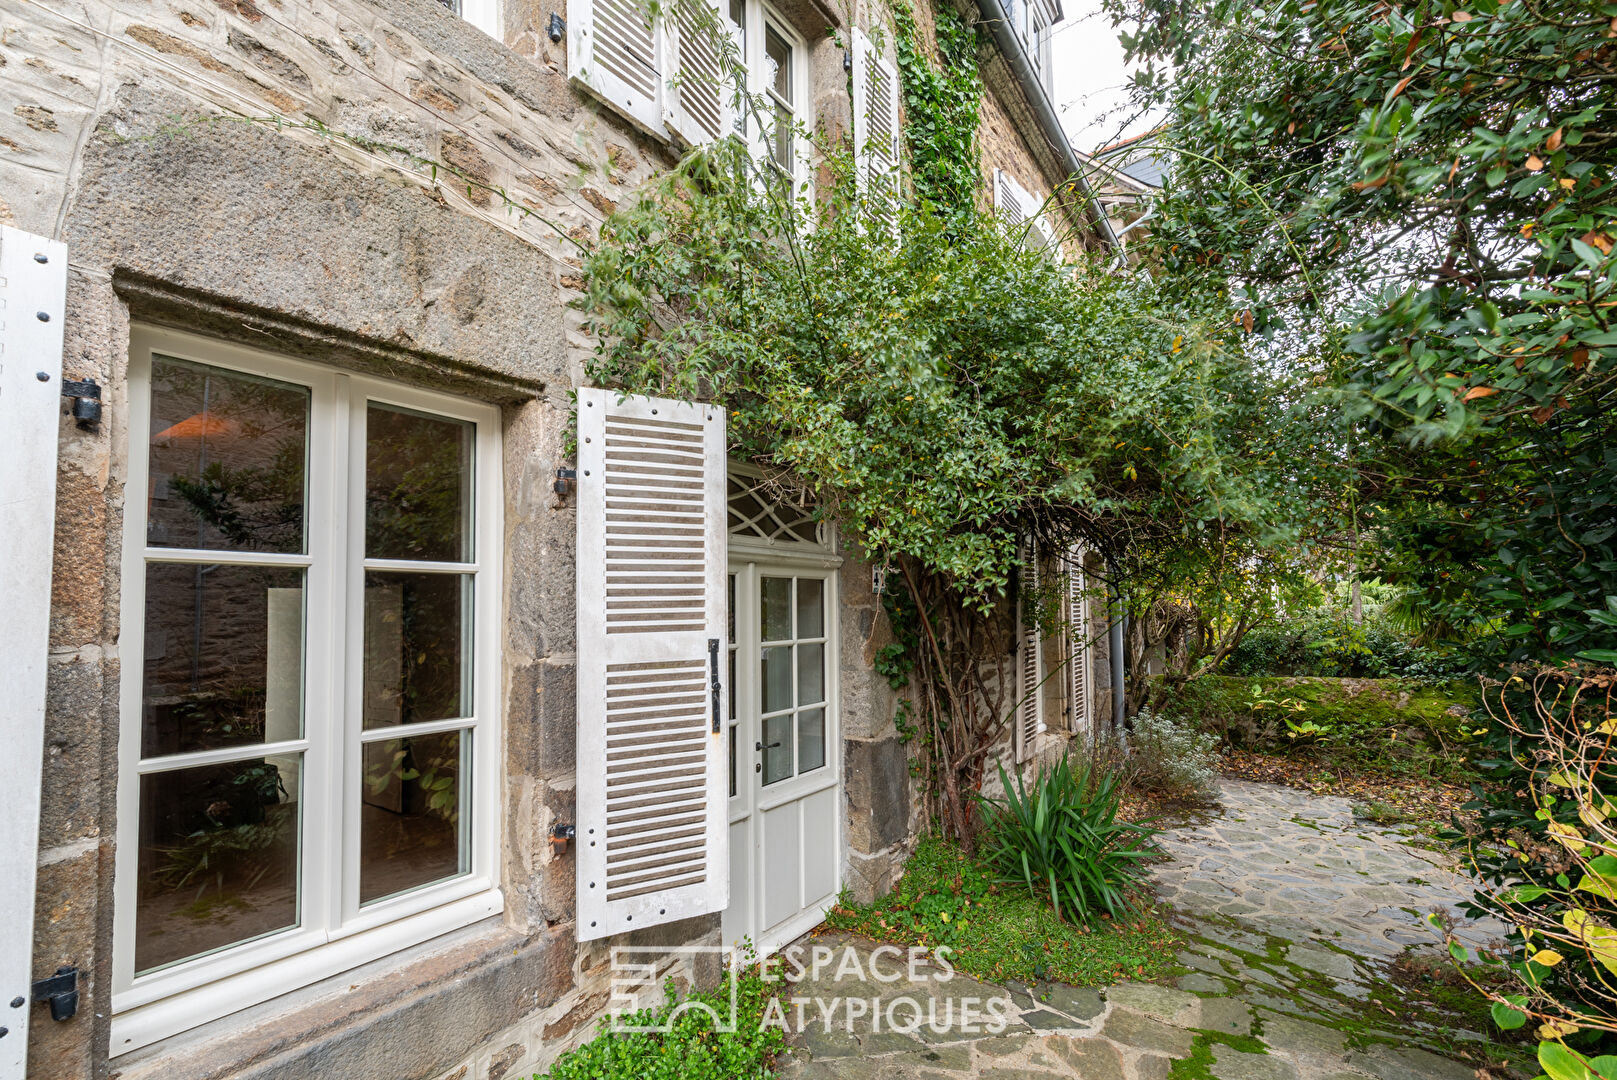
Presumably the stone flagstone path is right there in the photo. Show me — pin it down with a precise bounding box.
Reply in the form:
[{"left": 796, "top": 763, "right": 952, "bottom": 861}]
[{"left": 773, "top": 779, "right": 1522, "bottom": 1080}]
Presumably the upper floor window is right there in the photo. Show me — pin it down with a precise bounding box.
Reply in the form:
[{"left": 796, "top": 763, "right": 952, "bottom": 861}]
[
  {"left": 113, "top": 329, "right": 504, "bottom": 1055},
  {"left": 436, "top": 0, "right": 502, "bottom": 41},
  {"left": 728, "top": 0, "right": 809, "bottom": 187}
]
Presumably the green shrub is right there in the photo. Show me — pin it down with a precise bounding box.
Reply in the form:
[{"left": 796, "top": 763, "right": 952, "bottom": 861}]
[
  {"left": 539, "top": 966, "right": 785, "bottom": 1080},
  {"left": 1223, "top": 610, "right": 1466, "bottom": 683},
  {"left": 1125, "top": 708, "right": 1219, "bottom": 800},
  {"left": 976, "top": 757, "right": 1158, "bottom": 925}
]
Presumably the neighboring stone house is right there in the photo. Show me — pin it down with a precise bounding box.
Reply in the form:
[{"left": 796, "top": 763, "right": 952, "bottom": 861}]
[{"left": 0, "top": 0, "right": 1118, "bottom": 1074}]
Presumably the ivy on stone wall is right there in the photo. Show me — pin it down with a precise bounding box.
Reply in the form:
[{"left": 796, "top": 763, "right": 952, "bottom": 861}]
[{"left": 890, "top": 1, "right": 982, "bottom": 218}]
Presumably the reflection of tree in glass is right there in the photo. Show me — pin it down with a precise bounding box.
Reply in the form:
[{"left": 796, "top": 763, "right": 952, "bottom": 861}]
[
  {"left": 150, "top": 358, "right": 307, "bottom": 552},
  {"left": 366, "top": 741, "right": 459, "bottom": 827},
  {"left": 365, "top": 406, "right": 470, "bottom": 562}
]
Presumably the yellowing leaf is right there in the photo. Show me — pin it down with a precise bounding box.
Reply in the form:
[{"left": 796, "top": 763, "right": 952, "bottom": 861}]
[
  {"left": 1463, "top": 385, "right": 1500, "bottom": 401},
  {"left": 1451, "top": 10, "right": 1473, "bottom": 21},
  {"left": 1526, "top": 154, "right": 1544, "bottom": 172},
  {"left": 1532, "top": 949, "right": 1565, "bottom": 966}
]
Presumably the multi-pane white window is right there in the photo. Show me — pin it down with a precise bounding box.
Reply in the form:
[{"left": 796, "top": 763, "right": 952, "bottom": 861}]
[
  {"left": 728, "top": 0, "right": 809, "bottom": 187},
  {"left": 113, "top": 329, "right": 502, "bottom": 1053}
]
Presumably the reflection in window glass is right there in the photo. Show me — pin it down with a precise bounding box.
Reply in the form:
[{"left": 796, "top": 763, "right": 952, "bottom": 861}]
[
  {"left": 760, "top": 577, "right": 791, "bottom": 640},
  {"left": 146, "top": 357, "right": 309, "bottom": 554},
  {"left": 365, "top": 404, "right": 473, "bottom": 563},
  {"left": 762, "top": 713, "right": 792, "bottom": 785},
  {"left": 796, "top": 578, "right": 823, "bottom": 638},
  {"left": 141, "top": 563, "right": 305, "bottom": 758},
  {"left": 798, "top": 707, "right": 825, "bottom": 773},
  {"left": 360, "top": 730, "right": 467, "bottom": 903},
  {"left": 363, "top": 572, "right": 471, "bottom": 728},
  {"left": 761, "top": 644, "right": 792, "bottom": 714},
  {"left": 797, "top": 642, "right": 824, "bottom": 706},
  {"left": 135, "top": 756, "right": 300, "bottom": 973}
]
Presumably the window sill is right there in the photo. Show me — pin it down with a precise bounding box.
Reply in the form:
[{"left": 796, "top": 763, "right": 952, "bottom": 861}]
[{"left": 110, "top": 887, "right": 504, "bottom": 1057}]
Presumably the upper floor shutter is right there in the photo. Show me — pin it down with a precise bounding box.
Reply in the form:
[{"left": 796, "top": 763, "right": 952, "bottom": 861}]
[
  {"left": 851, "top": 28, "right": 901, "bottom": 226},
  {"left": 0, "top": 225, "right": 67, "bottom": 1076},
  {"left": 664, "top": 0, "right": 736, "bottom": 147},
  {"left": 575, "top": 387, "right": 729, "bottom": 941},
  {"left": 1012, "top": 537, "right": 1043, "bottom": 763},
  {"left": 568, "top": 0, "right": 663, "bottom": 134},
  {"left": 1064, "top": 546, "right": 1093, "bottom": 739}
]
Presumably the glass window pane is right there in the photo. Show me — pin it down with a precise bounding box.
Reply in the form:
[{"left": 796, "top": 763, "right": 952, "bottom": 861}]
[
  {"left": 770, "top": 102, "right": 793, "bottom": 173},
  {"left": 761, "top": 644, "right": 792, "bottom": 713},
  {"left": 798, "top": 707, "right": 825, "bottom": 773},
  {"left": 760, "top": 577, "right": 791, "bottom": 640},
  {"left": 366, "top": 404, "right": 473, "bottom": 562},
  {"left": 363, "top": 572, "right": 470, "bottom": 728},
  {"left": 135, "top": 755, "right": 300, "bottom": 973},
  {"left": 796, "top": 577, "right": 824, "bottom": 638},
  {"left": 797, "top": 642, "right": 824, "bottom": 706},
  {"left": 360, "top": 729, "right": 467, "bottom": 903},
  {"left": 147, "top": 357, "right": 308, "bottom": 554},
  {"left": 728, "top": 0, "right": 744, "bottom": 28},
  {"left": 765, "top": 26, "right": 790, "bottom": 99},
  {"left": 141, "top": 563, "right": 305, "bottom": 758},
  {"left": 762, "top": 713, "right": 792, "bottom": 785}
]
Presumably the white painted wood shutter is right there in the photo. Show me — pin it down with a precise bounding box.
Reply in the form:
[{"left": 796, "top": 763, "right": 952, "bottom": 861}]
[
  {"left": 663, "top": 0, "right": 736, "bottom": 147},
  {"left": 1012, "top": 537, "right": 1043, "bottom": 763},
  {"left": 569, "top": 0, "right": 663, "bottom": 134},
  {"left": 0, "top": 225, "right": 67, "bottom": 1080},
  {"left": 575, "top": 387, "right": 728, "bottom": 941},
  {"left": 1064, "top": 546, "right": 1093, "bottom": 739},
  {"left": 851, "top": 28, "right": 901, "bottom": 225},
  {"left": 994, "top": 169, "right": 1056, "bottom": 250}
]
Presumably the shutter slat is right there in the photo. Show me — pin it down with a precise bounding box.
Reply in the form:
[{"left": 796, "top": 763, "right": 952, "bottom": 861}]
[
  {"left": 569, "top": 0, "right": 663, "bottom": 134},
  {"left": 577, "top": 387, "right": 727, "bottom": 941}
]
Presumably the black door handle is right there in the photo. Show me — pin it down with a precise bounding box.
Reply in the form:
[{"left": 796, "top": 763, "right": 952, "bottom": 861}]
[{"left": 755, "top": 741, "right": 782, "bottom": 751}]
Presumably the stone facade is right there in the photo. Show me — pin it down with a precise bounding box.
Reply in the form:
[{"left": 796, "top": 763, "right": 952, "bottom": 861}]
[{"left": 2, "top": 0, "right": 1109, "bottom": 1073}]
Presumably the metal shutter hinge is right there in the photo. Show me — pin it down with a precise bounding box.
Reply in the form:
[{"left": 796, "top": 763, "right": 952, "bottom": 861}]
[
  {"left": 31, "top": 966, "right": 78, "bottom": 1022},
  {"left": 60, "top": 378, "right": 101, "bottom": 427}
]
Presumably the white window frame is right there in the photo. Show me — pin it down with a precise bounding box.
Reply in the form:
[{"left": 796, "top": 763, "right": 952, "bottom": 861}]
[
  {"left": 458, "top": 0, "right": 503, "bottom": 41},
  {"left": 733, "top": 0, "right": 811, "bottom": 194},
  {"left": 111, "top": 327, "right": 504, "bottom": 1055}
]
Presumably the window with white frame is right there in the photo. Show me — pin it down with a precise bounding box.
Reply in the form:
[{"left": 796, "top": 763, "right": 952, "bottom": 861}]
[
  {"left": 728, "top": 0, "right": 809, "bottom": 187},
  {"left": 436, "top": 0, "right": 502, "bottom": 41},
  {"left": 112, "top": 328, "right": 503, "bottom": 1054}
]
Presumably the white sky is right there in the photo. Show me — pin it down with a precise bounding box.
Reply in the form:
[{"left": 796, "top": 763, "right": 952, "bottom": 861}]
[{"left": 1048, "top": 3, "right": 1165, "bottom": 155}]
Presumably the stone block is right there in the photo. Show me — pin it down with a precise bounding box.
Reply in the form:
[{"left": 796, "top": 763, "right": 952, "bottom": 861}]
[
  {"left": 1098, "top": 1009, "right": 1195, "bottom": 1057},
  {"left": 845, "top": 736, "right": 910, "bottom": 854},
  {"left": 1047, "top": 1035, "right": 1125, "bottom": 1079},
  {"left": 1104, "top": 982, "right": 1201, "bottom": 1027}
]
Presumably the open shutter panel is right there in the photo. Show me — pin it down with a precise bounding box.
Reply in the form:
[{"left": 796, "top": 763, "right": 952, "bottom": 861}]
[
  {"left": 664, "top": 0, "right": 736, "bottom": 147},
  {"left": 1013, "top": 538, "right": 1043, "bottom": 763},
  {"left": 851, "top": 29, "right": 901, "bottom": 226},
  {"left": 576, "top": 387, "right": 728, "bottom": 941},
  {"left": 0, "top": 226, "right": 67, "bottom": 1078},
  {"left": 1065, "top": 547, "right": 1092, "bottom": 738},
  {"left": 568, "top": 0, "right": 663, "bottom": 134}
]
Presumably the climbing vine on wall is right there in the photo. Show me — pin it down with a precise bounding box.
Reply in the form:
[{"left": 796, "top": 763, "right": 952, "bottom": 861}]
[{"left": 890, "top": 1, "right": 982, "bottom": 218}]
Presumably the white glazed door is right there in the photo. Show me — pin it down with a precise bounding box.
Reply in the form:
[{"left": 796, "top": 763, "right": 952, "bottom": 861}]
[{"left": 722, "top": 562, "right": 841, "bottom": 957}]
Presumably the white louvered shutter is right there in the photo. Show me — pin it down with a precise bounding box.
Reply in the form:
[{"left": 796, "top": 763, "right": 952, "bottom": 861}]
[
  {"left": 995, "top": 168, "right": 1054, "bottom": 251},
  {"left": 1065, "top": 547, "right": 1092, "bottom": 739},
  {"left": 0, "top": 226, "right": 67, "bottom": 1078},
  {"left": 664, "top": 0, "right": 736, "bottom": 147},
  {"left": 568, "top": 0, "right": 663, "bottom": 134},
  {"left": 576, "top": 387, "right": 728, "bottom": 941},
  {"left": 1013, "top": 538, "right": 1043, "bottom": 763},
  {"left": 851, "top": 28, "right": 901, "bottom": 227}
]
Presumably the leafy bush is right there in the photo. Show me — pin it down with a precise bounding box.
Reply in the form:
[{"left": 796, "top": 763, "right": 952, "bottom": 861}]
[
  {"left": 540, "top": 965, "right": 785, "bottom": 1080},
  {"left": 1124, "top": 708, "right": 1219, "bottom": 800},
  {"left": 1223, "top": 610, "right": 1465, "bottom": 683},
  {"left": 976, "top": 757, "right": 1158, "bottom": 925}
]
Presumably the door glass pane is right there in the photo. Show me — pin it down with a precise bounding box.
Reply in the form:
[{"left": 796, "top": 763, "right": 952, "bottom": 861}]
[
  {"left": 796, "top": 577, "right": 824, "bottom": 638},
  {"left": 797, "top": 642, "right": 824, "bottom": 706},
  {"left": 760, "top": 577, "right": 790, "bottom": 640},
  {"left": 360, "top": 729, "right": 467, "bottom": 903},
  {"left": 365, "top": 404, "right": 474, "bottom": 563},
  {"left": 761, "top": 713, "right": 792, "bottom": 785},
  {"left": 135, "top": 755, "right": 301, "bottom": 973},
  {"left": 146, "top": 357, "right": 308, "bottom": 554},
  {"left": 761, "top": 645, "right": 792, "bottom": 713},
  {"left": 363, "top": 572, "right": 470, "bottom": 728},
  {"left": 798, "top": 707, "right": 825, "bottom": 773},
  {"left": 141, "top": 563, "right": 305, "bottom": 758}
]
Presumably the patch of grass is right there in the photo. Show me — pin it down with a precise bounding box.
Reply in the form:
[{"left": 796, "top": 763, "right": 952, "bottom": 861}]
[
  {"left": 1355, "top": 800, "right": 1416, "bottom": 826},
  {"left": 538, "top": 968, "right": 785, "bottom": 1080},
  {"left": 1168, "top": 1029, "right": 1269, "bottom": 1079},
  {"left": 822, "top": 834, "right": 1182, "bottom": 986}
]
